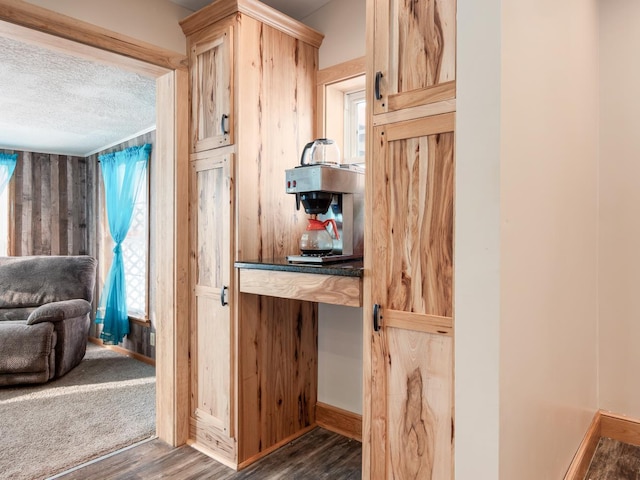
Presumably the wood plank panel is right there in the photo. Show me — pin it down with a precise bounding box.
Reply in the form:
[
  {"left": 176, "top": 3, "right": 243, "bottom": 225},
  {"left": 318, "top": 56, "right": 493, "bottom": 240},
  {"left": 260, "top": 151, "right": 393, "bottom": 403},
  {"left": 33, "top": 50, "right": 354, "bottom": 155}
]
[
  {"left": 10, "top": 151, "right": 23, "bottom": 256},
  {"left": 58, "top": 156, "right": 68, "bottom": 254},
  {"left": 384, "top": 111, "right": 455, "bottom": 141},
  {"left": 154, "top": 69, "right": 191, "bottom": 447},
  {"left": 66, "top": 155, "right": 75, "bottom": 254},
  {"left": 372, "top": 0, "right": 456, "bottom": 115},
  {"left": 239, "top": 269, "right": 362, "bottom": 307},
  {"left": 388, "top": 80, "right": 456, "bottom": 111},
  {"left": 386, "top": 328, "right": 453, "bottom": 479},
  {"left": 317, "top": 56, "right": 366, "bottom": 87},
  {"left": 67, "top": 155, "right": 77, "bottom": 254},
  {"left": 40, "top": 154, "right": 52, "bottom": 254},
  {"left": 6, "top": 150, "right": 90, "bottom": 257},
  {"left": 601, "top": 411, "right": 640, "bottom": 448},
  {"left": 50, "top": 155, "right": 60, "bottom": 254},
  {"left": 72, "top": 157, "right": 84, "bottom": 254},
  {"left": 194, "top": 294, "right": 230, "bottom": 431},
  {"left": 372, "top": 99, "right": 456, "bottom": 127},
  {"left": 31, "top": 152, "right": 43, "bottom": 253},
  {"left": 20, "top": 151, "right": 32, "bottom": 255},
  {"left": 383, "top": 309, "right": 453, "bottom": 336},
  {"left": 396, "top": 0, "right": 454, "bottom": 91},
  {"left": 85, "top": 150, "right": 97, "bottom": 261},
  {"left": 316, "top": 402, "right": 362, "bottom": 442},
  {"left": 189, "top": 411, "right": 237, "bottom": 461},
  {"left": 77, "top": 158, "right": 87, "bottom": 254},
  {"left": 375, "top": 122, "right": 454, "bottom": 317},
  {"left": 238, "top": 295, "right": 317, "bottom": 462},
  {"left": 564, "top": 410, "right": 602, "bottom": 480},
  {"left": 234, "top": 15, "right": 319, "bottom": 464},
  {"left": 152, "top": 72, "right": 178, "bottom": 446}
]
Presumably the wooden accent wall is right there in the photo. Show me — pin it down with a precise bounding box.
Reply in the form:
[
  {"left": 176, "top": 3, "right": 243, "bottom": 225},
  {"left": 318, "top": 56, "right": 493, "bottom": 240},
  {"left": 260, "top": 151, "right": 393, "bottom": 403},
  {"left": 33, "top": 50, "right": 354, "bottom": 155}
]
[{"left": 6, "top": 150, "right": 92, "bottom": 257}]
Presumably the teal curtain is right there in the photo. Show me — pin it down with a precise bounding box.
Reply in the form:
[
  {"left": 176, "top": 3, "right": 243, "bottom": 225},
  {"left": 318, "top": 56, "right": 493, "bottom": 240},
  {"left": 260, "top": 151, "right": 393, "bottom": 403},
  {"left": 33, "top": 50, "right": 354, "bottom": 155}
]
[
  {"left": 0, "top": 153, "right": 17, "bottom": 195},
  {"left": 96, "top": 144, "right": 150, "bottom": 345}
]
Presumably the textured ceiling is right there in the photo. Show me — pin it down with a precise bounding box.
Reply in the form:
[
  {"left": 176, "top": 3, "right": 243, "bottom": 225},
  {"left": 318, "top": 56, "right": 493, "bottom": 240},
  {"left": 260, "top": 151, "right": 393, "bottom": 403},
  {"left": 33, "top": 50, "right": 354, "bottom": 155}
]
[
  {"left": 171, "top": 0, "right": 332, "bottom": 20},
  {"left": 0, "top": 0, "right": 328, "bottom": 157},
  {"left": 0, "top": 35, "right": 156, "bottom": 157}
]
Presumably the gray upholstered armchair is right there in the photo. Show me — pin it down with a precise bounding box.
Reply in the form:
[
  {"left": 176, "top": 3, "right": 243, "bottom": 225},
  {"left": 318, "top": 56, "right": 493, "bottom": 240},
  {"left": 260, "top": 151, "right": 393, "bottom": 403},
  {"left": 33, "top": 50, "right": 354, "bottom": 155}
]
[{"left": 0, "top": 255, "right": 97, "bottom": 386}]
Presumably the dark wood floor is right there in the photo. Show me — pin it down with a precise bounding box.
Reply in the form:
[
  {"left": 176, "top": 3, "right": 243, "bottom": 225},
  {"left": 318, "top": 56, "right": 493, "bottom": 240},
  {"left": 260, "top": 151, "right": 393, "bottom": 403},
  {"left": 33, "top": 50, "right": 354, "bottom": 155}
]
[
  {"left": 585, "top": 437, "right": 640, "bottom": 480},
  {"left": 56, "top": 427, "right": 361, "bottom": 479}
]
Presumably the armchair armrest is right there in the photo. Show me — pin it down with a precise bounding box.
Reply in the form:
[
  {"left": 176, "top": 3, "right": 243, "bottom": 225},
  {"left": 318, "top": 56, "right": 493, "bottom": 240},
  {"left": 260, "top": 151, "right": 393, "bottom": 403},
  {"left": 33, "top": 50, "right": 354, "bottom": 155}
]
[{"left": 26, "top": 299, "right": 92, "bottom": 325}]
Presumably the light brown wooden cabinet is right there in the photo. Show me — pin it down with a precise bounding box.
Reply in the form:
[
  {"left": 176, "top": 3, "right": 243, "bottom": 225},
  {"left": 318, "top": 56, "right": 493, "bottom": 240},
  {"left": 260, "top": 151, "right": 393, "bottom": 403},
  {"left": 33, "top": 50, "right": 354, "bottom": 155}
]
[
  {"left": 181, "top": 0, "right": 323, "bottom": 469},
  {"left": 371, "top": 0, "right": 456, "bottom": 116},
  {"left": 189, "top": 147, "right": 235, "bottom": 455},
  {"left": 367, "top": 114, "right": 455, "bottom": 479},
  {"left": 365, "top": 0, "right": 456, "bottom": 478},
  {"left": 189, "top": 23, "right": 233, "bottom": 152}
]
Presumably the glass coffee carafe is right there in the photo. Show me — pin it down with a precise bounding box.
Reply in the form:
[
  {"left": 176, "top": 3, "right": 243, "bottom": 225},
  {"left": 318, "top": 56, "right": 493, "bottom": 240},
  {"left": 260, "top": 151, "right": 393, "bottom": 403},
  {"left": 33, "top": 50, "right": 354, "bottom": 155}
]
[
  {"left": 299, "top": 138, "right": 341, "bottom": 166},
  {"left": 299, "top": 217, "right": 339, "bottom": 255}
]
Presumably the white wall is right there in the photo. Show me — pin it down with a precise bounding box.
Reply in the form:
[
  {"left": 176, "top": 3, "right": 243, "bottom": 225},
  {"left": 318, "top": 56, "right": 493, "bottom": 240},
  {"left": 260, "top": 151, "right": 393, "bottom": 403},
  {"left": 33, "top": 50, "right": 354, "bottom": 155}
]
[
  {"left": 24, "top": 0, "right": 191, "bottom": 53},
  {"left": 317, "top": 304, "right": 363, "bottom": 413},
  {"left": 301, "top": 0, "right": 366, "bottom": 414},
  {"left": 302, "top": 0, "right": 365, "bottom": 69},
  {"left": 455, "top": 0, "right": 502, "bottom": 477},
  {"left": 499, "top": 0, "right": 599, "bottom": 478},
  {"left": 599, "top": 0, "right": 640, "bottom": 418}
]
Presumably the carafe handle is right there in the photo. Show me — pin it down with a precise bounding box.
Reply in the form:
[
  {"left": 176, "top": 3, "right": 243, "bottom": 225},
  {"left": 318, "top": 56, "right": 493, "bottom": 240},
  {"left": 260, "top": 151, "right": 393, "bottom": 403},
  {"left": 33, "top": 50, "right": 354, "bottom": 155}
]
[
  {"left": 300, "top": 141, "right": 314, "bottom": 166},
  {"left": 322, "top": 219, "right": 340, "bottom": 240}
]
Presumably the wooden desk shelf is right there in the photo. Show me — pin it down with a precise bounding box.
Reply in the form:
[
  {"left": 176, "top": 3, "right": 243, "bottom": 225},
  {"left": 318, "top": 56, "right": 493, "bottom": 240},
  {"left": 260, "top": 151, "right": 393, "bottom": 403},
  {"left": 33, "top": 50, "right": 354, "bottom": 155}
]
[{"left": 235, "top": 259, "right": 363, "bottom": 307}]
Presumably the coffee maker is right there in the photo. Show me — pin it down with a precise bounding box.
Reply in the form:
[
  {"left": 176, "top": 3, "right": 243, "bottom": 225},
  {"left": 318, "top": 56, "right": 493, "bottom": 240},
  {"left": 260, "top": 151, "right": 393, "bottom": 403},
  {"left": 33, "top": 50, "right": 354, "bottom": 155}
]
[{"left": 285, "top": 162, "right": 364, "bottom": 263}]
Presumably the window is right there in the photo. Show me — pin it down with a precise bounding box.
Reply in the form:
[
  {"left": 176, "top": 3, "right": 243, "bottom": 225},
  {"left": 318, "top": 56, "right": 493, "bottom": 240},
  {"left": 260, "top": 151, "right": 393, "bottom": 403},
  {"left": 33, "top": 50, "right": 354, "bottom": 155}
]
[
  {"left": 344, "top": 89, "right": 366, "bottom": 162},
  {"left": 320, "top": 66, "right": 366, "bottom": 164},
  {"left": 122, "top": 173, "right": 148, "bottom": 319}
]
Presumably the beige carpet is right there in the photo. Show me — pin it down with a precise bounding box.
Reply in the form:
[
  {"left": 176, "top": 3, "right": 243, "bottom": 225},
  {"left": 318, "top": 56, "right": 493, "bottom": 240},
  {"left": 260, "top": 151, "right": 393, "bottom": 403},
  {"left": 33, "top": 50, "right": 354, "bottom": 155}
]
[{"left": 0, "top": 343, "right": 156, "bottom": 480}]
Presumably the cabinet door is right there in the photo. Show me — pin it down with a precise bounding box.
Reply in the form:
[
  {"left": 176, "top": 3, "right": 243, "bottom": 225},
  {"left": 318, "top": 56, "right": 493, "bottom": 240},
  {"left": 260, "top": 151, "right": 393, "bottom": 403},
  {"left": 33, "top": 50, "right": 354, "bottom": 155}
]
[
  {"left": 190, "top": 25, "right": 233, "bottom": 152},
  {"left": 189, "top": 150, "right": 235, "bottom": 458},
  {"left": 366, "top": 113, "right": 454, "bottom": 479},
  {"left": 372, "top": 0, "right": 456, "bottom": 115}
]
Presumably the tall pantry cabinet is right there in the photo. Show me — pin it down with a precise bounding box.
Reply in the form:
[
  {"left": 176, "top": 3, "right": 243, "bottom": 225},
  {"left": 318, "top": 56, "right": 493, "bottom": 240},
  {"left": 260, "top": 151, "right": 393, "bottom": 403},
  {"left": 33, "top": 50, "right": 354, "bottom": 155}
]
[
  {"left": 180, "top": 0, "right": 323, "bottom": 469},
  {"left": 364, "top": 0, "right": 456, "bottom": 478}
]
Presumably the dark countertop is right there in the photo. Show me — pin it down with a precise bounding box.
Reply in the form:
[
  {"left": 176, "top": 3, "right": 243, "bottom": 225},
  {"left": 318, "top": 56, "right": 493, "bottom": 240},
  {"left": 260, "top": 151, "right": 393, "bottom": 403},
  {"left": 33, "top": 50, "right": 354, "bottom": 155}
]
[{"left": 235, "top": 258, "right": 363, "bottom": 277}]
